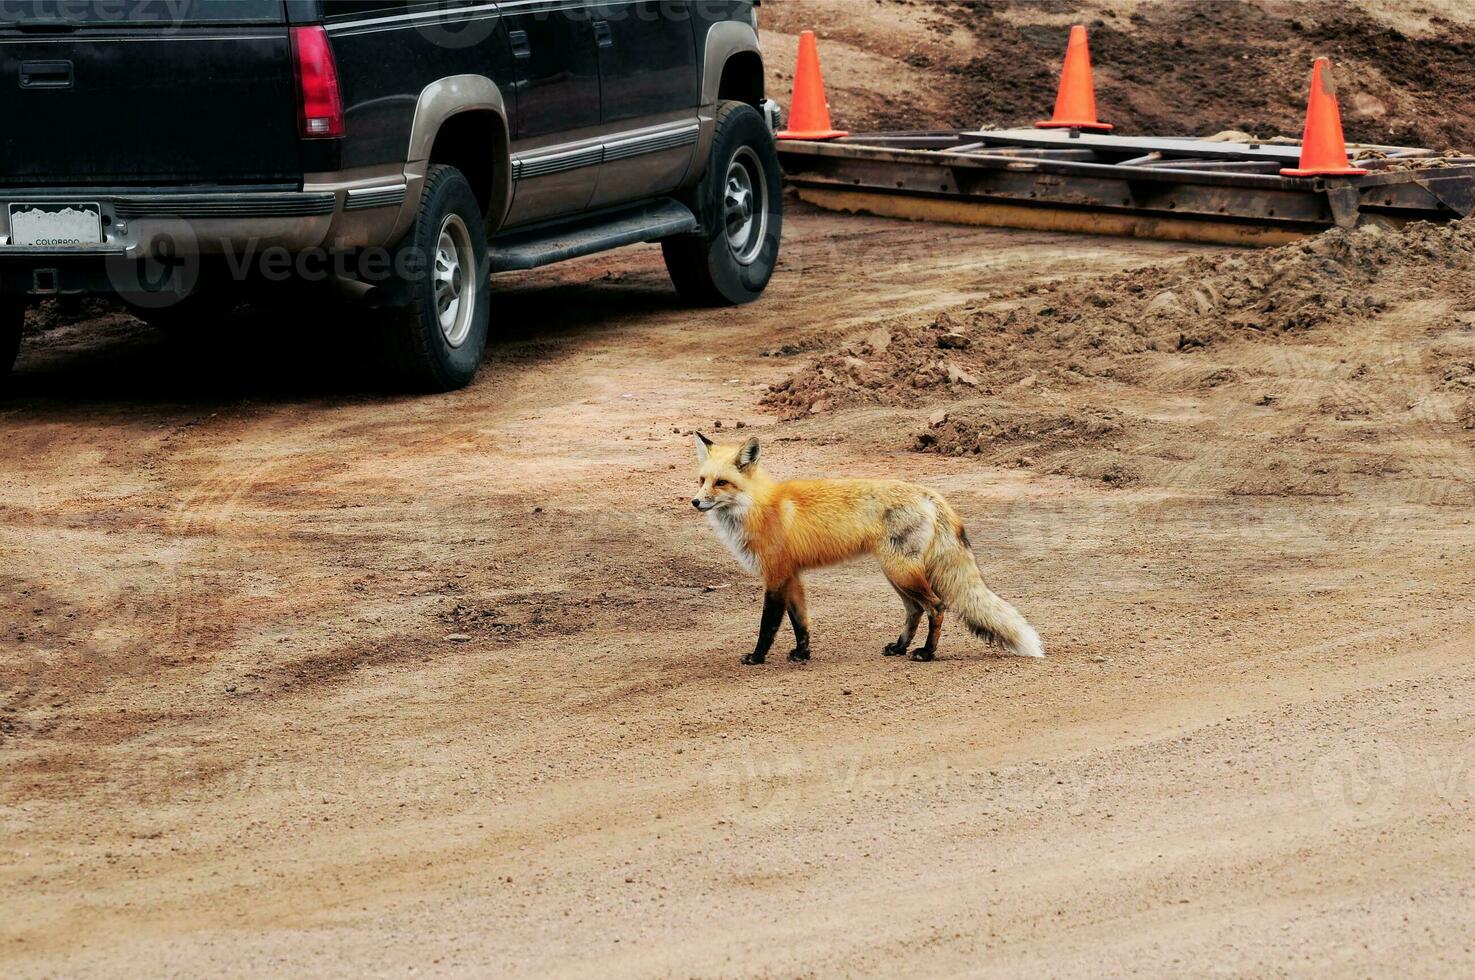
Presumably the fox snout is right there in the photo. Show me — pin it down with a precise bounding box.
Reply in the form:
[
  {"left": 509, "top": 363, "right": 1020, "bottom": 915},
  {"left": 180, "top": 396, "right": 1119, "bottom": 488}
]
[{"left": 692, "top": 497, "right": 715, "bottom": 511}]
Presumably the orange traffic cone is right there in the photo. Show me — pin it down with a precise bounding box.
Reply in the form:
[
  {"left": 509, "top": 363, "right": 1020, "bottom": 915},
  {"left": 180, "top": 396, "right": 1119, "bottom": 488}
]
[
  {"left": 1037, "top": 25, "right": 1112, "bottom": 131},
  {"left": 1280, "top": 58, "right": 1367, "bottom": 177},
  {"left": 778, "top": 31, "right": 848, "bottom": 141}
]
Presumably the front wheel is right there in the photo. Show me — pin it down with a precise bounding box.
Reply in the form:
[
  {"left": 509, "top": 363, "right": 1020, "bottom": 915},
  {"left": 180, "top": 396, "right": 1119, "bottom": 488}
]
[
  {"left": 377, "top": 164, "right": 491, "bottom": 392},
  {"left": 663, "top": 100, "right": 783, "bottom": 306},
  {"left": 0, "top": 300, "right": 24, "bottom": 388}
]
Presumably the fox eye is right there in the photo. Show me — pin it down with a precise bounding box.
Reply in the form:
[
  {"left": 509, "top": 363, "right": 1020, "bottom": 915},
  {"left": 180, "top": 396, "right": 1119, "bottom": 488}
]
[{"left": 713, "top": 479, "right": 729, "bottom": 489}]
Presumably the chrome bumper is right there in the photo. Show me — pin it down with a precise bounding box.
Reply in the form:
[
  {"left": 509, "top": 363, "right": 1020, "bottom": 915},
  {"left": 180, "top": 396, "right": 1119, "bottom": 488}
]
[
  {"left": 0, "top": 191, "right": 335, "bottom": 259},
  {"left": 0, "top": 184, "right": 410, "bottom": 261}
]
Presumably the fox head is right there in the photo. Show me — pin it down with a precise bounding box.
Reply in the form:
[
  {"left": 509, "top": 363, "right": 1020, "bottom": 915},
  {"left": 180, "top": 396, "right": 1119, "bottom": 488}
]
[{"left": 691, "top": 432, "right": 760, "bottom": 512}]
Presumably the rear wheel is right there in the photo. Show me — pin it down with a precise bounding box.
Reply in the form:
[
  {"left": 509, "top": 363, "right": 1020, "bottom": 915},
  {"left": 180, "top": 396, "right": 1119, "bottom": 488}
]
[
  {"left": 377, "top": 164, "right": 491, "bottom": 392},
  {"left": 0, "top": 300, "right": 22, "bottom": 388},
  {"left": 663, "top": 100, "right": 783, "bottom": 305}
]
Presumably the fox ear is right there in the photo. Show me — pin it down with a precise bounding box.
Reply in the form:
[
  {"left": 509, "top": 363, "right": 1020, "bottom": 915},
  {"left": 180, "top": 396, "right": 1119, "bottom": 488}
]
[
  {"left": 736, "top": 436, "right": 759, "bottom": 470},
  {"left": 694, "top": 431, "right": 712, "bottom": 462}
]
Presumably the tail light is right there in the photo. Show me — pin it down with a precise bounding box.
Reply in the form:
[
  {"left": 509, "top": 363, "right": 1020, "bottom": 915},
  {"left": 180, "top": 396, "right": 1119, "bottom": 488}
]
[{"left": 291, "top": 26, "right": 344, "bottom": 139}]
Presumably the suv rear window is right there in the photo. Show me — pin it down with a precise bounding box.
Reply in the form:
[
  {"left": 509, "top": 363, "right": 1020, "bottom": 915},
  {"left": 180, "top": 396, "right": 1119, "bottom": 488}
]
[{"left": 2, "top": 1, "right": 285, "bottom": 26}]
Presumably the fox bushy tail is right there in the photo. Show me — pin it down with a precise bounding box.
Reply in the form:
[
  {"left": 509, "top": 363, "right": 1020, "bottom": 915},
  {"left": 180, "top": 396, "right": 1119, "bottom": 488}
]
[{"left": 926, "top": 516, "right": 1044, "bottom": 658}]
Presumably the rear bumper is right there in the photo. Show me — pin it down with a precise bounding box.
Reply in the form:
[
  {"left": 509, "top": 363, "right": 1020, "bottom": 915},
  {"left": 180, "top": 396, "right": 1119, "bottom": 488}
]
[
  {"left": 0, "top": 190, "right": 337, "bottom": 259},
  {"left": 0, "top": 184, "right": 407, "bottom": 297}
]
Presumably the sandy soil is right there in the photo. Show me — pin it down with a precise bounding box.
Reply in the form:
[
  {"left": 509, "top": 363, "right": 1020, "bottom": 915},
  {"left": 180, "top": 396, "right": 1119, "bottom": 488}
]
[{"left": 3, "top": 195, "right": 1475, "bottom": 976}]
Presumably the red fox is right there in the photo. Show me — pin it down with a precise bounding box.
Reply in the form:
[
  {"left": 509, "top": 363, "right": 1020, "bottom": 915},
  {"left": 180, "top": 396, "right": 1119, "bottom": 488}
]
[{"left": 691, "top": 433, "right": 1044, "bottom": 665}]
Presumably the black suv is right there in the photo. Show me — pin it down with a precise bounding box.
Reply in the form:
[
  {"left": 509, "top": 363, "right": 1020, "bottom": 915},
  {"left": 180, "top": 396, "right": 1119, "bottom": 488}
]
[{"left": 0, "top": 0, "right": 781, "bottom": 390}]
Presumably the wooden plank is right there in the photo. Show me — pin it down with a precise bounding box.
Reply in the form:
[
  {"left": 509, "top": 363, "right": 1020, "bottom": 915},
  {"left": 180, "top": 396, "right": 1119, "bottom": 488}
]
[
  {"left": 794, "top": 186, "right": 1318, "bottom": 247},
  {"left": 967, "top": 128, "right": 1430, "bottom": 164}
]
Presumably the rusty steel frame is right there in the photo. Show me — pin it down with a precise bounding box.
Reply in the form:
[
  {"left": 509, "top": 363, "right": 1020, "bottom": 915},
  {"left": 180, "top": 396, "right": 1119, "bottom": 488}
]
[{"left": 776, "top": 128, "right": 1475, "bottom": 245}]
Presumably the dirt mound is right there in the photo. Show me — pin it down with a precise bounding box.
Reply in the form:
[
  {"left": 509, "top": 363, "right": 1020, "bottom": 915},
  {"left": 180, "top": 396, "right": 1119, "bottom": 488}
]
[
  {"left": 763, "top": 217, "right": 1475, "bottom": 420},
  {"left": 767, "top": 1, "right": 1475, "bottom": 152},
  {"left": 916, "top": 405, "right": 1125, "bottom": 455},
  {"left": 915, "top": 405, "right": 1141, "bottom": 485},
  {"left": 948, "top": 1, "right": 1475, "bottom": 150},
  {"left": 759, "top": 314, "right": 999, "bottom": 418}
]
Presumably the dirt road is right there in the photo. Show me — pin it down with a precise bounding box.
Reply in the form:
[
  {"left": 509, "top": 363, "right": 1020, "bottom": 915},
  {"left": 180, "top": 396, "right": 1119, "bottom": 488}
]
[{"left": 3, "top": 202, "right": 1475, "bottom": 977}]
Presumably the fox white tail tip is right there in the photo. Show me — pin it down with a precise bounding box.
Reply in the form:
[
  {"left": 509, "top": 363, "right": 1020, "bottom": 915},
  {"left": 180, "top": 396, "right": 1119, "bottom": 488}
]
[{"left": 1010, "top": 627, "right": 1045, "bottom": 659}]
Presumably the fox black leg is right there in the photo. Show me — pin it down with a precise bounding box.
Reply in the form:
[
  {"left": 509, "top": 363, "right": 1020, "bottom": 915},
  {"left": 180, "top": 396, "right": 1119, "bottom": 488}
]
[
  {"left": 911, "top": 608, "right": 944, "bottom": 662},
  {"left": 743, "top": 588, "right": 786, "bottom": 665},
  {"left": 785, "top": 576, "right": 811, "bottom": 662},
  {"left": 884, "top": 586, "right": 923, "bottom": 657}
]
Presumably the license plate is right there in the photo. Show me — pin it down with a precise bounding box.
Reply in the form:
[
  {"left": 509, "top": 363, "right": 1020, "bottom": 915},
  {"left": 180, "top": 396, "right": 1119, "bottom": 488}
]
[{"left": 8, "top": 202, "right": 102, "bottom": 246}]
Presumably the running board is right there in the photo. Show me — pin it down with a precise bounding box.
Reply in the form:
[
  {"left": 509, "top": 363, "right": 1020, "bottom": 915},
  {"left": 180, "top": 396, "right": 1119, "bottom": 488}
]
[{"left": 488, "top": 199, "right": 698, "bottom": 272}]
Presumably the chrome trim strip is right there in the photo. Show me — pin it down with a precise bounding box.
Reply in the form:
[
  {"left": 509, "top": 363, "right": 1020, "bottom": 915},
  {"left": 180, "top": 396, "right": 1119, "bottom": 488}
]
[
  {"left": 111, "top": 194, "right": 336, "bottom": 218},
  {"left": 331, "top": 17, "right": 500, "bottom": 38},
  {"left": 327, "top": 2, "right": 501, "bottom": 35},
  {"left": 0, "top": 244, "right": 127, "bottom": 256},
  {"left": 0, "top": 193, "right": 336, "bottom": 219},
  {"left": 603, "top": 123, "right": 700, "bottom": 163},
  {"left": 495, "top": 0, "right": 590, "bottom": 12},
  {"left": 513, "top": 122, "right": 702, "bottom": 182},
  {"left": 0, "top": 34, "right": 282, "bottom": 43},
  {"left": 514, "top": 145, "right": 603, "bottom": 181},
  {"left": 345, "top": 185, "right": 408, "bottom": 212}
]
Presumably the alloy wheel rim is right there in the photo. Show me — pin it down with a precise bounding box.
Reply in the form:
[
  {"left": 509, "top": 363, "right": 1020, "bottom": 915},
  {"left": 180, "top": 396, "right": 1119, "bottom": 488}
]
[
  {"left": 433, "top": 213, "right": 475, "bottom": 348},
  {"left": 723, "top": 146, "right": 768, "bottom": 266}
]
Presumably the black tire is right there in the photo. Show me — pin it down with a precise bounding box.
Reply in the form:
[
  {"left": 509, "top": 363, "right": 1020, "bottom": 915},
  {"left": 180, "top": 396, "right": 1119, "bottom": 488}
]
[
  {"left": 377, "top": 164, "right": 491, "bottom": 392},
  {"left": 663, "top": 100, "right": 783, "bottom": 306},
  {"left": 0, "top": 300, "right": 22, "bottom": 388}
]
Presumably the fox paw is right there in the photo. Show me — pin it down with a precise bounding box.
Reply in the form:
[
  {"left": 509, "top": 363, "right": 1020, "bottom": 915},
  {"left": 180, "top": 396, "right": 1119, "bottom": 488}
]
[
  {"left": 909, "top": 648, "right": 936, "bottom": 663},
  {"left": 787, "top": 647, "right": 810, "bottom": 663},
  {"left": 741, "top": 652, "right": 767, "bottom": 666},
  {"left": 883, "top": 641, "right": 909, "bottom": 657}
]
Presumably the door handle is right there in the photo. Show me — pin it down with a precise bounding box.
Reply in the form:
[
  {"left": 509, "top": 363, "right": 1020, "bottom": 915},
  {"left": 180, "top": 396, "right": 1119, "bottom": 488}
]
[
  {"left": 508, "top": 29, "right": 530, "bottom": 59},
  {"left": 19, "top": 60, "right": 72, "bottom": 89},
  {"left": 593, "top": 20, "right": 613, "bottom": 47}
]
